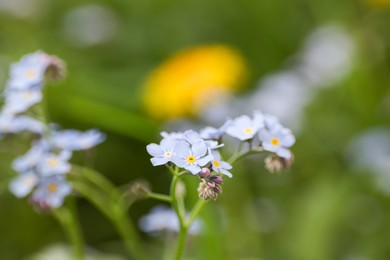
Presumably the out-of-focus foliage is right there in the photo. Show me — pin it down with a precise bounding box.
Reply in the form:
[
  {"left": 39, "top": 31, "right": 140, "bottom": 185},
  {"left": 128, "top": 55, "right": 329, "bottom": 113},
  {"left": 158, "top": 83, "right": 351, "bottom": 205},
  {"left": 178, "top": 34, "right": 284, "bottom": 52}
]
[{"left": 1, "top": 0, "right": 390, "bottom": 259}]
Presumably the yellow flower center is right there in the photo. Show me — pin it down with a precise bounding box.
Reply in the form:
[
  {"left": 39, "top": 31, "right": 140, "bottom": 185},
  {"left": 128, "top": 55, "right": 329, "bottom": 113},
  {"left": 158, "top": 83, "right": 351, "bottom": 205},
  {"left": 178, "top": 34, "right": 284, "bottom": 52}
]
[
  {"left": 164, "top": 151, "right": 172, "bottom": 158},
  {"left": 25, "top": 69, "right": 37, "bottom": 79},
  {"left": 244, "top": 127, "right": 253, "bottom": 134},
  {"left": 213, "top": 160, "right": 221, "bottom": 168},
  {"left": 271, "top": 137, "right": 280, "bottom": 146},
  {"left": 47, "top": 157, "right": 59, "bottom": 167},
  {"left": 186, "top": 155, "right": 196, "bottom": 164},
  {"left": 47, "top": 183, "right": 58, "bottom": 193}
]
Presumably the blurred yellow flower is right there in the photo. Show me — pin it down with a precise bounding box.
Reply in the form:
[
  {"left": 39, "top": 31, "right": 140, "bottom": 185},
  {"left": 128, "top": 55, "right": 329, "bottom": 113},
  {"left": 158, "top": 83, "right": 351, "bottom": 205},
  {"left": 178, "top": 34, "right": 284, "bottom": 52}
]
[
  {"left": 143, "top": 45, "right": 247, "bottom": 120},
  {"left": 365, "top": 0, "right": 390, "bottom": 7}
]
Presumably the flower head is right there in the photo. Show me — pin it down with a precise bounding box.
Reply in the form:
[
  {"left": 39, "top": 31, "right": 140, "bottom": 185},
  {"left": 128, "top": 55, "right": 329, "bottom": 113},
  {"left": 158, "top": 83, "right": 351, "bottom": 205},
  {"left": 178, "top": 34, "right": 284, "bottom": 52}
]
[
  {"left": 51, "top": 129, "right": 105, "bottom": 151},
  {"left": 226, "top": 111, "right": 264, "bottom": 141},
  {"left": 0, "top": 114, "right": 44, "bottom": 135},
  {"left": 6, "top": 51, "right": 49, "bottom": 91},
  {"left": 200, "top": 120, "right": 233, "bottom": 139},
  {"left": 146, "top": 137, "right": 177, "bottom": 166},
  {"left": 210, "top": 150, "right": 232, "bottom": 178},
  {"left": 259, "top": 124, "right": 295, "bottom": 159},
  {"left": 30, "top": 175, "right": 72, "bottom": 209},
  {"left": 2, "top": 89, "right": 42, "bottom": 115},
  {"left": 37, "top": 150, "right": 72, "bottom": 176},
  {"left": 172, "top": 141, "right": 212, "bottom": 174},
  {"left": 143, "top": 45, "right": 247, "bottom": 120},
  {"left": 9, "top": 171, "right": 38, "bottom": 198}
]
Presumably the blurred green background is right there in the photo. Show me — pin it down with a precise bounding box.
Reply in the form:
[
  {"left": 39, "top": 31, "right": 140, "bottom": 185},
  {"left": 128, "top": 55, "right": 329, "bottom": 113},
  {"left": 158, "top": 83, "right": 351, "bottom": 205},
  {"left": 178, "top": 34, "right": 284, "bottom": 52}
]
[{"left": 1, "top": 0, "right": 390, "bottom": 259}]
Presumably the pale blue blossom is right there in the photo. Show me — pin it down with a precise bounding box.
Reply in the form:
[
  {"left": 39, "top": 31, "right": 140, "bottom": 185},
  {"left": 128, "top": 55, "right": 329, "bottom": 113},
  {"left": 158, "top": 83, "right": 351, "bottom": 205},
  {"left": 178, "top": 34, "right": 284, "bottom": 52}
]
[
  {"left": 6, "top": 51, "right": 49, "bottom": 91},
  {"left": 2, "top": 89, "right": 42, "bottom": 115},
  {"left": 160, "top": 131, "right": 184, "bottom": 141},
  {"left": 51, "top": 129, "right": 105, "bottom": 151},
  {"left": 0, "top": 114, "right": 44, "bottom": 134},
  {"left": 210, "top": 150, "right": 233, "bottom": 178},
  {"left": 200, "top": 120, "right": 233, "bottom": 139},
  {"left": 146, "top": 137, "right": 177, "bottom": 166},
  {"left": 37, "top": 150, "right": 72, "bottom": 176},
  {"left": 12, "top": 140, "right": 49, "bottom": 173},
  {"left": 258, "top": 124, "right": 295, "bottom": 159},
  {"left": 31, "top": 175, "right": 72, "bottom": 209},
  {"left": 226, "top": 112, "right": 264, "bottom": 141},
  {"left": 139, "top": 205, "right": 202, "bottom": 235},
  {"left": 9, "top": 171, "right": 38, "bottom": 198},
  {"left": 172, "top": 141, "right": 212, "bottom": 174}
]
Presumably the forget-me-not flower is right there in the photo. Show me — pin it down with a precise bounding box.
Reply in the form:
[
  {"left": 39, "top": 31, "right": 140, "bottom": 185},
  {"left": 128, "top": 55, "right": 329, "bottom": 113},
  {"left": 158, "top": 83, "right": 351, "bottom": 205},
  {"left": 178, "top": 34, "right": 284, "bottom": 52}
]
[
  {"left": 226, "top": 111, "right": 264, "bottom": 141},
  {"left": 200, "top": 119, "right": 232, "bottom": 139},
  {"left": 6, "top": 51, "right": 49, "bottom": 91},
  {"left": 31, "top": 175, "right": 72, "bottom": 209},
  {"left": 258, "top": 124, "right": 295, "bottom": 159},
  {"left": 51, "top": 129, "right": 105, "bottom": 151},
  {"left": 172, "top": 140, "right": 212, "bottom": 174},
  {"left": 0, "top": 114, "right": 44, "bottom": 135},
  {"left": 2, "top": 89, "right": 42, "bottom": 115},
  {"left": 12, "top": 140, "right": 48, "bottom": 173},
  {"left": 9, "top": 171, "right": 38, "bottom": 198},
  {"left": 37, "top": 150, "right": 72, "bottom": 176},
  {"left": 147, "top": 137, "right": 177, "bottom": 166},
  {"left": 210, "top": 150, "right": 232, "bottom": 178}
]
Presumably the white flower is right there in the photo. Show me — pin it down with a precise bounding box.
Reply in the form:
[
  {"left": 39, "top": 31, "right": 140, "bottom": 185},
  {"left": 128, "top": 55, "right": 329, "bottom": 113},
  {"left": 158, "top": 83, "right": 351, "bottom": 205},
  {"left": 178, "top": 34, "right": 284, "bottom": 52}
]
[
  {"left": 146, "top": 137, "right": 177, "bottom": 166},
  {"left": 258, "top": 124, "right": 295, "bottom": 159},
  {"left": 6, "top": 51, "right": 49, "bottom": 90},
  {"left": 210, "top": 150, "right": 233, "bottom": 178},
  {"left": 2, "top": 89, "right": 42, "bottom": 115},
  {"left": 226, "top": 111, "right": 264, "bottom": 141},
  {"left": 200, "top": 120, "right": 233, "bottom": 139},
  {"left": 172, "top": 141, "right": 212, "bottom": 174},
  {"left": 31, "top": 175, "right": 72, "bottom": 208},
  {"left": 0, "top": 114, "right": 44, "bottom": 134},
  {"left": 51, "top": 129, "right": 105, "bottom": 151},
  {"left": 37, "top": 150, "right": 72, "bottom": 176},
  {"left": 9, "top": 171, "right": 38, "bottom": 198}
]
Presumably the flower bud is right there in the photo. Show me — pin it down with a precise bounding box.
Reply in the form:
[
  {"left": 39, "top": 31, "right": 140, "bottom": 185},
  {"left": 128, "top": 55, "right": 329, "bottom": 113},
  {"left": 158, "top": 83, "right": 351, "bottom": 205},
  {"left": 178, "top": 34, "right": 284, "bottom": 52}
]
[
  {"left": 44, "top": 55, "right": 66, "bottom": 82},
  {"left": 264, "top": 154, "right": 294, "bottom": 173},
  {"left": 197, "top": 178, "right": 223, "bottom": 201},
  {"left": 129, "top": 180, "right": 151, "bottom": 199},
  {"left": 199, "top": 167, "right": 210, "bottom": 178}
]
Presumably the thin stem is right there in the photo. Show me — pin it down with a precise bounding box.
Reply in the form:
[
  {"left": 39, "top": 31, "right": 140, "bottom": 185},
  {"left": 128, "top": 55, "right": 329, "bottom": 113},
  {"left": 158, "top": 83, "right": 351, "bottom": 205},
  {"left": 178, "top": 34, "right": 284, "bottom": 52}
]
[
  {"left": 170, "top": 171, "right": 185, "bottom": 226},
  {"left": 174, "top": 226, "right": 188, "bottom": 260},
  {"left": 53, "top": 201, "right": 85, "bottom": 260},
  {"left": 186, "top": 199, "right": 206, "bottom": 227},
  {"left": 228, "top": 149, "right": 261, "bottom": 165},
  {"left": 69, "top": 167, "right": 146, "bottom": 260},
  {"left": 147, "top": 192, "right": 172, "bottom": 203}
]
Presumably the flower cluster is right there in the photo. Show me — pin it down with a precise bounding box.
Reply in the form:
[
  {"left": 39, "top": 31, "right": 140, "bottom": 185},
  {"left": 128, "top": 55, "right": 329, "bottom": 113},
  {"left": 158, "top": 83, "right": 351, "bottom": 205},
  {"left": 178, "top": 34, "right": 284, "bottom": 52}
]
[
  {"left": 0, "top": 51, "right": 64, "bottom": 136},
  {"left": 147, "top": 111, "right": 295, "bottom": 200},
  {"left": 10, "top": 129, "right": 105, "bottom": 209},
  {"left": 1, "top": 51, "right": 105, "bottom": 209}
]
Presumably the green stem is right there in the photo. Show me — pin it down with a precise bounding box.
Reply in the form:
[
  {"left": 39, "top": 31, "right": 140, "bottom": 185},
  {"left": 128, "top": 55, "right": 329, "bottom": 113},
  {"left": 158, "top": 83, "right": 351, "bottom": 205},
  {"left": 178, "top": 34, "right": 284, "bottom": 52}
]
[
  {"left": 186, "top": 199, "right": 206, "bottom": 226},
  {"left": 147, "top": 192, "right": 172, "bottom": 203},
  {"left": 228, "top": 149, "right": 261, "bottom": 164},
  {"left": 174, "top": 225, "right": 188, "bottom": 260},
  {"left": 53, "top": 201, "right": 85, "bottom": 260},
  {"left": 69, "top": 167, "right": 146, "bottom": 260}
]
